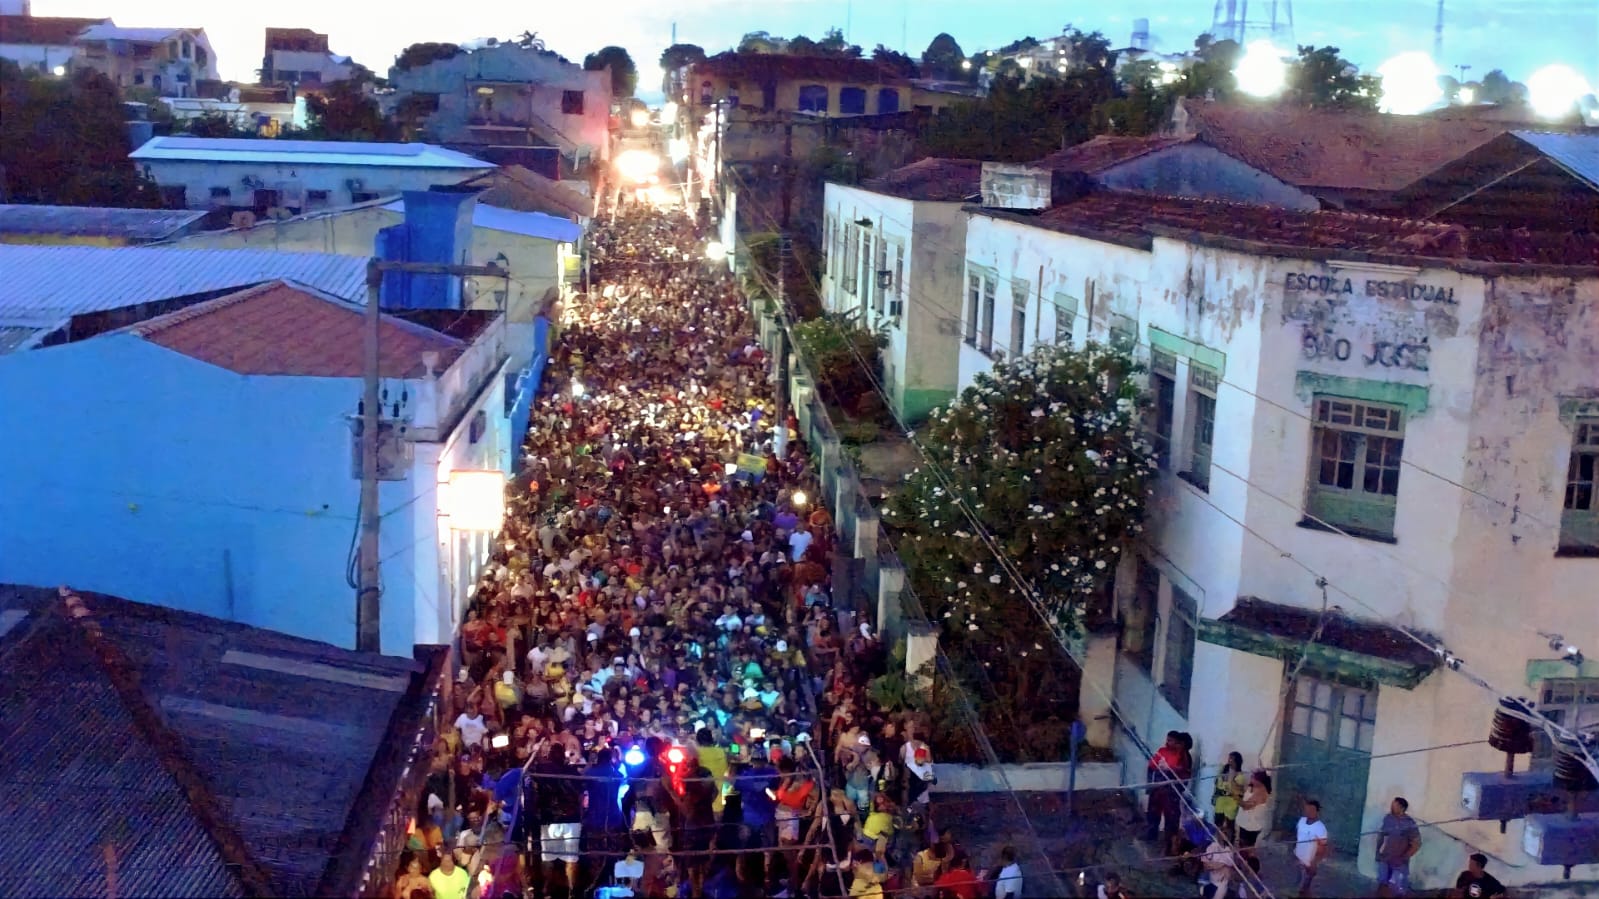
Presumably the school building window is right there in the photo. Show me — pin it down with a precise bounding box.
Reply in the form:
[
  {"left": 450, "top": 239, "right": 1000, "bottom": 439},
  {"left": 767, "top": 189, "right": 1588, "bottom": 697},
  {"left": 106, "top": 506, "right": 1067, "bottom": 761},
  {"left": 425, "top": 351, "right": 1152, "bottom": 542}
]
[
  {"left": 1150, "top": 350, "right": 1177, "bottom": 470},
  {"left": 1160, "top": 586, "right": 1197, "bottom": 717},
  {"left": 1560, "top": 418, "right": 1599, "bottom": 553},
  {"left": 1184, "top": 365, "right": 1218, "bottom": 491},
  {"left": 1307, "top": 396, "right": 1405, "bottom": 539}
]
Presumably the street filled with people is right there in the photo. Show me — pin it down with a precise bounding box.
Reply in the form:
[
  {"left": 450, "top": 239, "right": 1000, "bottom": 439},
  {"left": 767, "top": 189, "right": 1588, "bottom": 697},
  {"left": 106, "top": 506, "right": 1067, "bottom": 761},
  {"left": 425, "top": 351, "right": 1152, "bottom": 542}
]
[{"left": 390, "top": 205, "right": 1018, "bottom": 899}]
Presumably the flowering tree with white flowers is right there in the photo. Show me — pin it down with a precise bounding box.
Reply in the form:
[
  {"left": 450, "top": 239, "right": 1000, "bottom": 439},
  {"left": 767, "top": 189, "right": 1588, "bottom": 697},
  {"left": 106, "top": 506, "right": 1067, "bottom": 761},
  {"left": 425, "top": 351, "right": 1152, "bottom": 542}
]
[{"left": 883, "top": 343, "right": 1155, "bottom": 740}]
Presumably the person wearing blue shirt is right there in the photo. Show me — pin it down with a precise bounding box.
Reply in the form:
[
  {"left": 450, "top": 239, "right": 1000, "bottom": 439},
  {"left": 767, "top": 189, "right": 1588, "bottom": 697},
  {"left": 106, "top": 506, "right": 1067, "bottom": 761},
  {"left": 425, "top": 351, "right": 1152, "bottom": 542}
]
[
  {"left": 582, "top": 747, "right": 627, "bottom": 857},
  {"left": 736, "top": 758, "right": 780, "bottom": 850}
]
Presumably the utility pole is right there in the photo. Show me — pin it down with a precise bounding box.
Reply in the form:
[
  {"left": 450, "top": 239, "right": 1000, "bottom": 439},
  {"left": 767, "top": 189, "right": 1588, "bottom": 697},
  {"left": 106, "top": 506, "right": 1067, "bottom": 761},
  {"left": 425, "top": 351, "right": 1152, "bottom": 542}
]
[{"left": 357, "top": 258, "right": 508, "bottom": 654}]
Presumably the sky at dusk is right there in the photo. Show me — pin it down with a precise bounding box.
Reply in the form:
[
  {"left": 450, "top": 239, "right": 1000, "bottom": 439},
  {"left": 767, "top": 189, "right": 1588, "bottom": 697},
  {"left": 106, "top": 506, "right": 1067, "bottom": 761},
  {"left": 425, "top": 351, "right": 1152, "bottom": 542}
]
[{"left": 33, "top": 0, "right": 1599, "bottom": 98}]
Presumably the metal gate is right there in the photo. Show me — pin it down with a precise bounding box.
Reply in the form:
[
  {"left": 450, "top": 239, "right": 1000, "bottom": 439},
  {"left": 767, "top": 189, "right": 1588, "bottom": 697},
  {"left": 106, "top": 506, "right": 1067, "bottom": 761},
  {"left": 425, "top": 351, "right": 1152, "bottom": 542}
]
[{"left": 1276, "top": 675, "right": 1377, "bottom": 854}]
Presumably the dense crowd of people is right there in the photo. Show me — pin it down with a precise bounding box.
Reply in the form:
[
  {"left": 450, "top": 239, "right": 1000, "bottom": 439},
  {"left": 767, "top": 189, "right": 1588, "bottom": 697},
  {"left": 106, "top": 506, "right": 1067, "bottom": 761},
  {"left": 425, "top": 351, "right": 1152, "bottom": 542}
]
[{"left": 387, "top": 205, "right": 1029, "bottom": 899}]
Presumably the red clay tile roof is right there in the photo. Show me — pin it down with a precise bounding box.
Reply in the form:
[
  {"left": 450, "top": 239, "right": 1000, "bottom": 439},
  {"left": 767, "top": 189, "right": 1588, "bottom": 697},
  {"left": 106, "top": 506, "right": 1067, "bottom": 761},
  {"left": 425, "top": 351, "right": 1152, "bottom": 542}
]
[
  {"left": 126, "top": 280, "right": 467, "bottom": 377},
  {"left": 1174, "top": 99, "right": 1509, "bottom": 192},
  {"left": 860, "top": 157, "right": 983, "bottom": 202},
  {"left": 1015, "top": 189, "right": 1599, "bottom": 269},
  {"left": 1034, "top": 135, "right": 1191, "bottom": 174},
  {"left": 0, "top": 15, "right": 106, "bottom": 45},
  {"left": 694, "top": 52, "right": 902, "bottom": 86}
]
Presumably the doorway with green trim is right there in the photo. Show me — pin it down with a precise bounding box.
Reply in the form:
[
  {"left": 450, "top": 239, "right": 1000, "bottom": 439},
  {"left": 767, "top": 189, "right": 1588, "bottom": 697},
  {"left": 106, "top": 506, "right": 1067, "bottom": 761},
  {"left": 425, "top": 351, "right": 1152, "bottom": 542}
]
[{"left": 1275, "top": 674, "right": 1377, "bottom": 854}]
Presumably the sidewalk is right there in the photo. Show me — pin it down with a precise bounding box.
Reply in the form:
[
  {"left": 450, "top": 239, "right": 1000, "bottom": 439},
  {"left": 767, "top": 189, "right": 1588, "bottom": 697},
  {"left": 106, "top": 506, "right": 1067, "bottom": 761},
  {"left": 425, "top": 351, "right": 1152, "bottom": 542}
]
[{"left": 1105, "top": 830, "right": 1379, "bottom": 898}]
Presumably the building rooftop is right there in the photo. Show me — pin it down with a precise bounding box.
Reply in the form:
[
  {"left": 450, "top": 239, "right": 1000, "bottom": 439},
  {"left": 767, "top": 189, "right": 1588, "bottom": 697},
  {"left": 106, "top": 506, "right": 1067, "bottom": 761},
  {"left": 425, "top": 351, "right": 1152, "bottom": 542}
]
[
  {"left": 1512, "top": 130, "right": 1599, "bottom": 189},
  {"left": 859, "top": 157, "right": 984, "bottom": 202},
  {"left": 0, "top": 245, "right": 367, "bottom": 337},
  {"left": 693, "top": 51, "right": 903, "bottom": 86},
  {"left": 0, "top": 584, "right": 442, "bottom": 898},
  {"left": 124, "top": 280, "right": 468, "bottom": 378},
  {"left": 986, "top": 188, "right": 1599, "bottom": 271},
  {"left": 380, "top": 198, "right": 583, "bottom": 243},
  {"left": 130, "top": 136, "right": 494, "bottom": 170},
  {"left": 460, "top": 165, "right": 594, "bottom": 219},
  {"left": 0, "top": 204, "right": 207, "bottom": 242},
  {"left": 1172, "top": 98, "right": 1510, "bottom": 193},
  {"left": 0, "top": 14, "right": 106, "bottom": 44},
  {"left": 77, "top": 23, "right": 198, "bottom": 43},
  {"left": 1034, "top": 134, "right": 1192, "bottom": 174}
]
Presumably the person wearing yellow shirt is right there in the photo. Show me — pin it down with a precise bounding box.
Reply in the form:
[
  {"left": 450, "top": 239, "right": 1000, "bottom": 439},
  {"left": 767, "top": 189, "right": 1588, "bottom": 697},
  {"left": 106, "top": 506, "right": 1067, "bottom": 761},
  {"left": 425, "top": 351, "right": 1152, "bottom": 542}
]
[
  {"left": 427, "top": 850, "right": 470, "bottom": 899},
  {"left": 694, "top": 728, "right": 730, "bottom": 812}
]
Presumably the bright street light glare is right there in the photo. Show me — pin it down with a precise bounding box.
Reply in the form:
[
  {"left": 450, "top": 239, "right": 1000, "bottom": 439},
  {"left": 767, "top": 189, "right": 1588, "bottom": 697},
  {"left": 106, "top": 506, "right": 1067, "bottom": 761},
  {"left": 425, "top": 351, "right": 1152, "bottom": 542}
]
[
  {"left": 1235, "top": 41, "right": 1288, "bottom": 98},
  {"left": 1457, "top": 86, "right": 1476, "bottom": 105},
  {"left": 705, "top": 240, "right": 728, "bottom": 262},
  {"left": 1527, "top": 64, "right": 1593, "bottom": 119},
  {"left": 1375, "top": 52, "right": 1443, "bottom": 114},
  {"left": 660, "top": 101, "right": 678, "bottom": 126},
  {"left": 52, "top": 65, "right": 66, "bottom": 77},
  {"left": 615, "top": 149, "right": 662, "bottom": 184},
  {"left": 629, "top": 108, "right": 650, "bottom": 128}
]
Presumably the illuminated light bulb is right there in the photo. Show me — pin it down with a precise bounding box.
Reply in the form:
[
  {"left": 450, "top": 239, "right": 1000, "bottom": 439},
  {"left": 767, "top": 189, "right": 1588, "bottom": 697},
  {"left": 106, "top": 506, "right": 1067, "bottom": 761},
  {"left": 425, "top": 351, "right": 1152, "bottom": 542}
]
[
  {"left": 572, "top": 380, "right": 585, "bottom": 398},
  {"left": 791, "top": 490, "right": 808, "bottom": 507},
  {"left": 624, "top": 745, "right": 646, "bottom": 767},
  {"left": 1375, "top": 52, "right": 1443, "bottom": 114},
  {"left": 1457, "top": 86, "right": 1475, "bottom": 105},
  {"left": 666, "top": 746, "right": 686, "bottom": 765},
  {"left": 1527, "top": 64, "right": 1593, "bottom": 119},
  {"left": 1234, "top": 41, "right": 1288, "bottom": 98}
]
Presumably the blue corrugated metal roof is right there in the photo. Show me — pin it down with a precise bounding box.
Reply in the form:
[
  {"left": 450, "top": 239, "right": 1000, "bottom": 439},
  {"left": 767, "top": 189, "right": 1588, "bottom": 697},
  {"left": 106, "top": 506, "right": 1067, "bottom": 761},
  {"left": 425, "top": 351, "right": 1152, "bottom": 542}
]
[
  {"left": 132, "top": 136, "right": 494, "bottom": 170},
  {"left": 0, "top": 204, "right": 208, "bottom": 241},
  {"left": 0, "top": 585, "right": 430, "bottom": 898},
  {"left": 382, "top": 198, "right": 584, "bottom": 243},
  {"left": 1513, "top": 130, "right": 1599, "bottom": 189},
  {"left": 0, "top": 245, "right": 368, "bottom": 320}
]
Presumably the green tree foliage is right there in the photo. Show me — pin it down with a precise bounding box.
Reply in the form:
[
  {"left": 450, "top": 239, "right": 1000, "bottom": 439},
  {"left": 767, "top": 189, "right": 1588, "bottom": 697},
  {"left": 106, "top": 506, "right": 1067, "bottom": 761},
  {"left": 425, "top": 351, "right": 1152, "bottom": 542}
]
[
  {"left": 818, "top": 28, "right": 862, "bottom": 58},
  {"left": 884, "top": 342, "right": 1154, "bottom": 646},
  {"left": 786, "top": 35, "right": 821, "bottom": 56},
  {"left": 584, "top": 46, "right": 638, "bottom": 98},
  {"left": 738, "top": 31, "right": 781, "bottom": 54},
  {"left": 790, "top": 314, "right": 886, "bottom": 415},
  {"left": 1287, "top": 44, "right": 1380, "bottom": 111},
  {"left": 301, "top": 80, "right": 394, "bottom": 140},
  {"left": 180, "top": 112, "right": 254, "bottom": 138},
  {"left": 1176, "top": 34, "right": 1241, "bottom": 101},
  {"left": 1476, "top": 69, "right": 1529, "bottom": 106},
  {"left": 394, "top": 42, "right": 464, "bottom": 73},
  {"left": 659, "top": 43, "right": 706, "bottom": 72},
  {"left": 920, "top": 33, "right": 966, "bottom": 80},
  {"left": 873, "top": 45, "right": 920, "bottom": 79},
  {"left": 0, "top": 62, "right": 162, "bottom": 207}
]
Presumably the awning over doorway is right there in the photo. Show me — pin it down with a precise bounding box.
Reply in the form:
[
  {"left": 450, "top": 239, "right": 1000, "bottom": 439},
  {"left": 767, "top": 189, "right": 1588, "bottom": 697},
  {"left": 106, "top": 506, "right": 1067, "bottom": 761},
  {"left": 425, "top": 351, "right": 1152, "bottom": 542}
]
[{"left": 1198, "top": 597, "right": 1440, "bottom": 689}]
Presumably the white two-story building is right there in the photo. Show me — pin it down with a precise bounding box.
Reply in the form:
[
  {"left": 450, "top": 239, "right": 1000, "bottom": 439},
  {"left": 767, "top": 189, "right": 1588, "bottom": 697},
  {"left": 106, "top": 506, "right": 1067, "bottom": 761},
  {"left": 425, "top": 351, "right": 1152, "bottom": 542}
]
[
  {"left": 954, "top": 180, "right": 1599, "bottom": 889},
  {"left": 820, "top": 158, "right": 982, "bottom": 422}
]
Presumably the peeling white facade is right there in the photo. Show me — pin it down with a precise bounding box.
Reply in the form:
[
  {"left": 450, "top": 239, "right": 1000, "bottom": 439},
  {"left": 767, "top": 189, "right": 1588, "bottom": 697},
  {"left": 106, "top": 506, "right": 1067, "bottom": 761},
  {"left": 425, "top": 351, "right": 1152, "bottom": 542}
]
[
  {"left": 957, "top": 209, "right": 1599, "bottom": 889},
  {"left": 820, "top": 183, "right": 966, "bottom": 422}
]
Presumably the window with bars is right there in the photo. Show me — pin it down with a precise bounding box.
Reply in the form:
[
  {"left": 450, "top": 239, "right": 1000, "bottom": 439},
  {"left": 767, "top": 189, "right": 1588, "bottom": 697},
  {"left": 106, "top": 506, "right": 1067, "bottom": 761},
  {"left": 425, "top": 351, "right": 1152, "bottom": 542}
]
[
  {"left": 1532, "top": 678, "right": 1599, "bottom": 761},
  {"left": 842, "top": 225, "right": 857, "bottom": 294},
  {"left": 1124, "top": 557, "right": 1160, "bottom": 674},
  {"left": 1109, "top": 312, "right": 1136, "bottom": 352},
  {"left": 873, "top": 237, "right": 888, "bottom": 316},
  {"left": 858, "top": 230, "right": 873, "bottom": 312},
  {"left": 1307, "top": 396, "right": 1405, "bottom": 538},
  {"left": 889, "top": 242, "right": 905, "bottom": 317},
  {"left": 979, "top": 276, "right": 996, "bottom": 355},
  {"left": 1009, "top": 280, "right": 1029, "bottom": 358},
  {"left": 1184, "top": 365, "right": 1218, "bottom": 491},
  {"left": 1054, "top": 294, "right": 1077, "bottom": 347},
  {"left": 1161, "top": 586, "right": 1197, "bottom": 717},
  {"left": 1151, "top": 350, "right": 1177, "bottom": 470},
  {"left": 965, "top": 273, "right": 981, "bottom": 346},
  {"left": 1561, "top": 418, "right": 1599, "bottom": 553}
]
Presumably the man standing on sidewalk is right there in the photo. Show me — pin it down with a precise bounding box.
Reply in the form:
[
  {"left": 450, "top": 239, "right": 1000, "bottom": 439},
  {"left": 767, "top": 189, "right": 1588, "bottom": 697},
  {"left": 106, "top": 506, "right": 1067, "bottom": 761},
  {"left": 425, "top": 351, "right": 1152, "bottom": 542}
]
[
  {"left": 1376, "top": 796, "right": 1421, "bottom": 897},
  {"left": 1294, "top": 799, "right": 1330, "bottom": 898}
]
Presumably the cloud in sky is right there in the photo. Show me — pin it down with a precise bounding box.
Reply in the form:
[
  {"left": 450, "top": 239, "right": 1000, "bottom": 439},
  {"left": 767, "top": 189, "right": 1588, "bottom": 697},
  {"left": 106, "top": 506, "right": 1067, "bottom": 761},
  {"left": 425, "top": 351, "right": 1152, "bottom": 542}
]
[{"left": 32, "top": 0, "right": 1597, "bottom": 95}]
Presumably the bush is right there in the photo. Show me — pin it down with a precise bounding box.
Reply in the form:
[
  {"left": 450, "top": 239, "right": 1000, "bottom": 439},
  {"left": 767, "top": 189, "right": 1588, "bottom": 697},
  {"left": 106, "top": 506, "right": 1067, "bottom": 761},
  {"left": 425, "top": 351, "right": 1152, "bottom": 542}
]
[
  {"left": 836, "top": 420, "right": 882, "bottom": 445},
  {"left": 792, "top": 315, "right": 885, "bottom": 409}
]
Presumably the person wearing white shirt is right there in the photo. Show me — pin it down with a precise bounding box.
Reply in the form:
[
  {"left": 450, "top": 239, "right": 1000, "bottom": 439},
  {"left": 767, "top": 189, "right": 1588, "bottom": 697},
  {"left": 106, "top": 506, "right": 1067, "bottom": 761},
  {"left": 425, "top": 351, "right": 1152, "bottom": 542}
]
[
  {"left": 1294, "top": 799, "right": 1331, "bottom": 897},
  {"left": 993, "top": 846, "right": 1023, "bottom": 899},
  {"left": 788, "top": 527, "right": 813, "bottom": 562},
  {"left": 454, "top": 711, "right": 488, "bottom": 749}
]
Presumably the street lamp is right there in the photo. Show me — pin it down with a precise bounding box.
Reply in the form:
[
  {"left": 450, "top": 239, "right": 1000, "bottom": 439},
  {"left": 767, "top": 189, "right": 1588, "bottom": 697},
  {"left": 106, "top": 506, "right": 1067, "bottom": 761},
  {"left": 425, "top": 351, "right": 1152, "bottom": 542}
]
[
  {"left": 705, "top": 241, "right": 728, "bottom": 262},
  {"left": 52, "top": 65, "right": 66, "bottom": 77}
]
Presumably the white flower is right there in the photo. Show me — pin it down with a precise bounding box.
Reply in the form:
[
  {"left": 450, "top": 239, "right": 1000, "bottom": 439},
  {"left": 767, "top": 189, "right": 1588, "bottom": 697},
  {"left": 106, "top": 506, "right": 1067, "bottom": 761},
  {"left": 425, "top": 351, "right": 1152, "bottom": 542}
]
[
  {"left": 989, "top": 574, "right": 1002, "bottom": 584},
  {"left": 1095, "top": 559, "right": 1107, "bottom": 569}
]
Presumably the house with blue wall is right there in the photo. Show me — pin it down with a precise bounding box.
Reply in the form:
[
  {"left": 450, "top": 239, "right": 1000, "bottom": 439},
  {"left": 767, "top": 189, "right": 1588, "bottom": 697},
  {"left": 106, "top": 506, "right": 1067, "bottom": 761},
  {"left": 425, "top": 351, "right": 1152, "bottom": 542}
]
[{"left": 0, "top": 279, "right": 518, "bottom": 654}]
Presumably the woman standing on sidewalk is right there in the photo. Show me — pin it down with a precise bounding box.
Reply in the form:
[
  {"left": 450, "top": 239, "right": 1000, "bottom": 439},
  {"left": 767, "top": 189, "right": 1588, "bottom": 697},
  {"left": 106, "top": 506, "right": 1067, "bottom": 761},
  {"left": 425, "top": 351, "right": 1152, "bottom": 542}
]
[
  {"left": 1212, "top": 751, "right": 1247, "bottom": 842},
  {"left": 1235, "top": 769, "right": 1273, "bottom": 874}
]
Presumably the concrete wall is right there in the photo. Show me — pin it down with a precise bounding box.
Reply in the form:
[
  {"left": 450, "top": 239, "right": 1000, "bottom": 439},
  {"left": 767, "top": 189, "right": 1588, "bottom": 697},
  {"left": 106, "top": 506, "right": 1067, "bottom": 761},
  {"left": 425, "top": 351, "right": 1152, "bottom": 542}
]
[
  {"left": 821, "top": 183, "right": 962, "bottom": 421},
  {"left": 134, "top": 158, "right": 487, "bottom": 211},
  {"left": 694, "top": 75, "right": 911, "bottom": 118},
  {"left": 390, "top": 46, "right": 611, "bottom": 162}
]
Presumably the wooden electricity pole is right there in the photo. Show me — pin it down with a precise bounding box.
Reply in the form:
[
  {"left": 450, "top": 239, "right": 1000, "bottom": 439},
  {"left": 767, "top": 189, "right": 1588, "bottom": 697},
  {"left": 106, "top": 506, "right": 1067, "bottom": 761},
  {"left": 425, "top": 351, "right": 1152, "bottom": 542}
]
[{"left": 357, "top": 259, "right": 508, "bottom": 654}]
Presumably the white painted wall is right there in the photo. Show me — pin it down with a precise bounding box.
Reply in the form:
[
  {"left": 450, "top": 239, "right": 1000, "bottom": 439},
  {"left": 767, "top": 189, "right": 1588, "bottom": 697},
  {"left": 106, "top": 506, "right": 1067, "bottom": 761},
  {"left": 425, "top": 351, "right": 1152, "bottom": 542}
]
[
  {"left": 821, "top": 183, "right": 964, "bottom": 421},
  {"left": 134, "top": 158, "right": 488, "bottom": 211},
  {"left": 954, "top": 209, "right": 1599, "bottom": 887}
]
